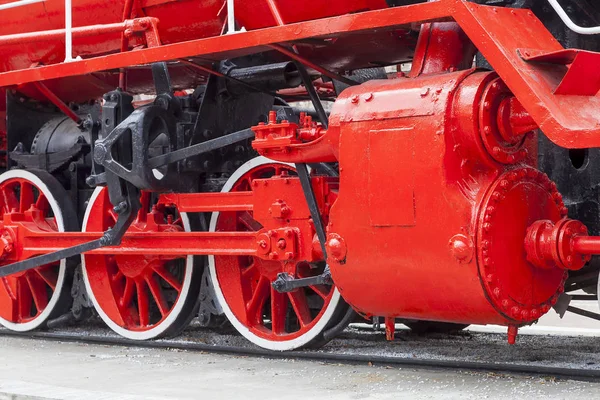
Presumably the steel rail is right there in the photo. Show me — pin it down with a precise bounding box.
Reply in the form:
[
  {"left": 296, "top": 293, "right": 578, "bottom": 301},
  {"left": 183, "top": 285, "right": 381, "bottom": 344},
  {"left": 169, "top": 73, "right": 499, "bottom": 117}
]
[{"left": 1, "top": 330, "right": 599, "bottom": 381}]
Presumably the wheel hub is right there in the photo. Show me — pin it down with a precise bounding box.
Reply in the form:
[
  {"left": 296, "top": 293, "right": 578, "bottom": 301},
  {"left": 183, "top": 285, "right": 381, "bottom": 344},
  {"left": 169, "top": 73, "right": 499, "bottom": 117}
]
[{"left": 113, "top": 207, "right": 183, "bottom": 278}]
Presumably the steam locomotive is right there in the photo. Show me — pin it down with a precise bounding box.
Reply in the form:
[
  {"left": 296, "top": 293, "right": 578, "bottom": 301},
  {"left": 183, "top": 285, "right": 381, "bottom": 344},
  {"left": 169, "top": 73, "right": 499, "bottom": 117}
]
[{"left": 0, "top": 0, "right": 599, "bottom": 351}]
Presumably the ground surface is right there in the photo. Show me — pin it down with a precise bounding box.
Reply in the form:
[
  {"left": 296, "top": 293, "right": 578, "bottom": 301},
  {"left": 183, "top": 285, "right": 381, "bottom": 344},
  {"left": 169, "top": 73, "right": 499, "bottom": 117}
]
[
  {"left": 1, "top": 298, "right": 599, "bottom": 399},
  {"left": 0, "top": 336, "right": 600, "bottom": 400}
]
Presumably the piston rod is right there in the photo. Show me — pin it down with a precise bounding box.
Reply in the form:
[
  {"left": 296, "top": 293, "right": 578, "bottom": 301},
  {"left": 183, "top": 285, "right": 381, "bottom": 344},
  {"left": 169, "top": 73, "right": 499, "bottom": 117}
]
[{"left": 525, "top": 218, "right": 598, "bottom": 271}]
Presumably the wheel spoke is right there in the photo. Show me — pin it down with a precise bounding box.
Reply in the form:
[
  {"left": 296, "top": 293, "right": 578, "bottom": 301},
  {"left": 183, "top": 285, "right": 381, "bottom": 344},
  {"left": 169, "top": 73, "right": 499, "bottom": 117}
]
[
  {"left": 120, "top": 278, "right": 135, "bottom": 308},
  {"left": 1, "top": 278, "right": 16, "bottom": 300},
  {"left": 246, "top": 276, "right": 270, "bottom": 326},
  {"left": 19, "top": 181, "right": 34, "bottom": 213},
  {"left": 270, "top": 287, "right": 288, "bottom": 335},
  {"left": 309, "top": 284, "right": 330, "bottom": 300},
  {"left": 238, "top": 212, "right": 263, "bottom": 231},
  {"left": 25, "top": 273, "right": 49, "bottom": 313},
  {"left": 108, "top": 208, "right": 119, "bottom": 223},
  {"left": 241, "top": 177, "right": 253, "bottom": 191},
  {"left": 0, "top": 186, "right": 18, "bottom": 213},
  {"left": 35, "top": 267, "right": 58, "bottom": 290},
  {"left": 111, "top": 269, "right": 124, "bottom": 283},
  {"left": 16, "top": 278, "right": 32, "bottom": 321},
  {"left": 241, "top": 261, "right": 258, "bottom": 279},
  {"left": 146, "top": 275, "right": 169, "bottom": 317},
  {"left": 153, "top": 264, "right": 182, "bottom": 292},
  {"left": 288, "top": 290, "right": 312, "bottom": 328},
  {"left": 136, "top": 281, "right": 150, "bottom": 327},
  {"left": 35, "top": 193, "right": 49, "bottom": 214}
]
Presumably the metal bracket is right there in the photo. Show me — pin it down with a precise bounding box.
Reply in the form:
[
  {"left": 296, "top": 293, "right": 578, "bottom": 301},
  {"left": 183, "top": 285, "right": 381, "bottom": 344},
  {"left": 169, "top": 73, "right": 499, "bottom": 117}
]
[
  {"left": 93, "top": 105, "right": 179, "bottom": 191},
  {"left": 272, "top": 268, "right": 333, "bottom": 293},
  {"left": 296, "top": 163, "right": 328, "bottom": 258}
]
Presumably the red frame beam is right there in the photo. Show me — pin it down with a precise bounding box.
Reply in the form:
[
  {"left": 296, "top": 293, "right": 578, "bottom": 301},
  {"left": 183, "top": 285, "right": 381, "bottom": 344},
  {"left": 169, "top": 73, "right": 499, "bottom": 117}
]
[
  {"left": 0, "top": 1, "right": 449, "bottom": 87},
  {"left": 0, "top": 1, "right": 596, "bottom": 148}
]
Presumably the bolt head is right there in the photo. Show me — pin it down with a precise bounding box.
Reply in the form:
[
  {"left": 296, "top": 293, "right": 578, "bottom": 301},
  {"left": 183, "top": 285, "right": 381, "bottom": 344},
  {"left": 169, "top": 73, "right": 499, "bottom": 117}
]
[
  {"left": 94, "top": 145, "right": 107, "bottom": 163},
  {"left": 449, "top": 234, "right": 473, "bottom": 263},
  {"left": 326, "top": 234, "right": 347, "bottom": 262}
]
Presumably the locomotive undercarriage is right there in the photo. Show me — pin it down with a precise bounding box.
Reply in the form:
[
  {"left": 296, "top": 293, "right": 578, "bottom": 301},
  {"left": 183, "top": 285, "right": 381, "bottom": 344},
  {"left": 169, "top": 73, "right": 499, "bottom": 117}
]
[
  {"left": 1, "top": 55, "right": 356, "bottom": 347},
  {"left": 1, "top": 0, "right": 600, "bottom": 350}
]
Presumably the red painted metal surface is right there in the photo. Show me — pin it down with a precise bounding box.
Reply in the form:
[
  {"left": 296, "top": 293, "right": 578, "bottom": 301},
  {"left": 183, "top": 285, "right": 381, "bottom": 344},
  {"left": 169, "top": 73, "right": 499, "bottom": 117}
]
[
  {"left": 0, "top": 0, "right": 400, "bottom": 99},
  {"left": 524, "top": 218, "right": 600, "bottom": 272},
  {"left": 83, "top": 188, "right": 191, "bottom": 333},
  {"left": 253, "top": 59, "right": 568, "bottom": 330},
  {"left": 0, "top": 17, "right": 159, "bottom": 47},
  {"left": 318, "top": 70, "right": 562, "bottom": 327},
  {"left": 0, "top": 0, "right": 591, "bottom": 148},
  {"left": 0, "top": 176, "right": 62, "bottom": 324},
  {"left": 211, "top": 162, "right": 337, "bottom": 343},
  {"left": 1, "top": 0, "right": 600, "bottom": 343},
  {"left": 0, "top": 176, "right": 334, "bottom": 262},
  {"left": 0, "top": 91, "right": 5, "bottom": 169},
  {"left": 0, "top": 1, "right": 446, "bottom": 90}
]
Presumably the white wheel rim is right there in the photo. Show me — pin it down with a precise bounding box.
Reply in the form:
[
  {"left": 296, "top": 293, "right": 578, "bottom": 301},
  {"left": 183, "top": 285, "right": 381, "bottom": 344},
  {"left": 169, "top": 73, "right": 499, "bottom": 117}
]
[
  {"left": 81, "top": 187, "right": 194, "bottom": 340},
  {"left": 208, "top": 156, "right": 342, "bottom": 351},
  {"left": 0, "top": 169, "right": 68, "bottom": 331}
]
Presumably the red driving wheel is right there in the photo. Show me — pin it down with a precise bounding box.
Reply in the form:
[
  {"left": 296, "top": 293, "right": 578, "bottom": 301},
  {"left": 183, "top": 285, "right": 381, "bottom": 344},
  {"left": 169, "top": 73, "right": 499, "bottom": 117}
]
[
  {"left": 82, "top": 187, "right": 200, "bottom": 340},
  {"left": 209, "top": 157, "right": 347, "bottom": 351},
  {"left": 0, "top": 169, "right": 77, "bottom": 331}
]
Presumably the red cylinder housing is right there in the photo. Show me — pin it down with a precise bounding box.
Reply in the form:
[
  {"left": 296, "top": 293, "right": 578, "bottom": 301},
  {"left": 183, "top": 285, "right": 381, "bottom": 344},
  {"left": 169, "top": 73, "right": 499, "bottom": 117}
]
[{"left": 326, "top": 70, "right": 566, "bottom": 327}]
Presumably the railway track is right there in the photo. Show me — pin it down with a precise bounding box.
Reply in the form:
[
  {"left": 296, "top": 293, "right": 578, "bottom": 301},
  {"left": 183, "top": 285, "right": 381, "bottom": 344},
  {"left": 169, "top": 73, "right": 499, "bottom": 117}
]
[{"left": 2, "top": 324, "right": 599, "bottom": 381}]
